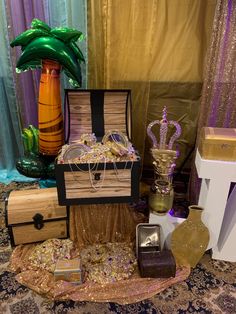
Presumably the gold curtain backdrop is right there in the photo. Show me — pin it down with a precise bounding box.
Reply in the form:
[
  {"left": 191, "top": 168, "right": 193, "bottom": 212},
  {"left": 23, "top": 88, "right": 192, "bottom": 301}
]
[{"left": 88, "top": 0, "right": 216, "bottom": 170}]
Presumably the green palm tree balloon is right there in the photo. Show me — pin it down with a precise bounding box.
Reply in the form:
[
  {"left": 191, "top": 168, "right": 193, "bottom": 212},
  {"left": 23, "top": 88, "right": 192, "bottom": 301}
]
[{"left": 11, "top": 18, "right": 85, "bottom": 156}]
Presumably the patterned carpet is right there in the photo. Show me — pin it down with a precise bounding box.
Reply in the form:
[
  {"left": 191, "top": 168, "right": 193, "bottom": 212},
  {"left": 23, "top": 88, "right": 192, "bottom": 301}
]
[{"left": 0, "top": 182, "right": 236, "bottom": 314}]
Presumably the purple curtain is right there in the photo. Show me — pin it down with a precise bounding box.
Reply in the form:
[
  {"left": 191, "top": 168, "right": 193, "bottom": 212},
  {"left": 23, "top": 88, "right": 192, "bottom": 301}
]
[
  {"left": 7, "top": 0, "right": 46, "bottom": 128},
  {"left": 189, "top": 0, "right": 236, "bottom": 204}
]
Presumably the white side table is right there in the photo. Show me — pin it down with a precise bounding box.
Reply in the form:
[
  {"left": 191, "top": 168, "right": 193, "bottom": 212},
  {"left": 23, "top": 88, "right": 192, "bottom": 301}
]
[{"left": 195, "top": 149, "right": 236, "bottom": 260}]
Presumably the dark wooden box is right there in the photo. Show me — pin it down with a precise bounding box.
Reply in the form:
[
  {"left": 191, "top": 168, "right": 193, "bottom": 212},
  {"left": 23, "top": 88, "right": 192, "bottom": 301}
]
[
  {"left": 138, "top": 250, "right": 176, "bottom": 278},
  {"left": 5, "top": 188, "right": 69, "bottom": 246},
  {"left": 55, "top": 89, "right": 141, "bottom": 205},
  {"left": 136, "top": 223, "right": 176, "bottom": 278}
]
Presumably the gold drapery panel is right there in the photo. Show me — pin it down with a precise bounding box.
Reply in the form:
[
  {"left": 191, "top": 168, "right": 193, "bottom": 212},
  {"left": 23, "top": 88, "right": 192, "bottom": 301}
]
[
  {"left": 189, "top": 0, "right": 236, "bottom": 203},
  {"left": 69, "top": 203, "right": 146, "bottom": 247},
  {"left": 88, "top": 0, "right": 216, "bottom": 169}
]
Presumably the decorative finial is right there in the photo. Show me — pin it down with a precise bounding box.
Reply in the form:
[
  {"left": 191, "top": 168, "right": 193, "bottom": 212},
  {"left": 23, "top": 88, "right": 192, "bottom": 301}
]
[
  {"left": 147, "top": 106, "right": 181, "bottom": 150},
  {"left": 162, "top": 106, "right": 167, "bottom": 122}
]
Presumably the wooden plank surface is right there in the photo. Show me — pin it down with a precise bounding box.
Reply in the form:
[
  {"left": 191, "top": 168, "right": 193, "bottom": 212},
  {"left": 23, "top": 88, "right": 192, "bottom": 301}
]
[
  {"left": 67, "top": 90, "right": 129, "bottom": 141},
  {"left": 64, "top": 168, "right": 131, "bottom": 199},
  {"left": 64, "top": 169, "right": 131, "bottom": 180},
  {"left": 66, "top": 186, "right": 131, "bottom": 199},
  {"left": 65, "top": 179, "right": 131, "bottom": 189},
  {"left": 12, "top": 220, "right": 67, "bottom": 245},
  {"left": 7, "top": 188, "right": 67, "bottom": 224}
]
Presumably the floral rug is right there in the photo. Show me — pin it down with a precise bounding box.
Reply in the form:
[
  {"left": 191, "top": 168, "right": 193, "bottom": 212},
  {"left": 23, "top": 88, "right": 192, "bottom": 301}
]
[{"left": 0, "top": 182, "right": 236, "bottom": 313}]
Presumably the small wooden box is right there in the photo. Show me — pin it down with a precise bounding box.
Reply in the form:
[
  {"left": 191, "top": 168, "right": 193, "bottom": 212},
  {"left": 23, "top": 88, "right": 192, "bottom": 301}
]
[
  {"left": 5, "top": 188, "right": 69, "bottom": 246},
  {"left": 55, "top": 89, "right": 141, "bottom": 205},
  {"left": 198, "top": 127, "right": 236, "bottom": 161},
  {"left": 54, "top": 258, "right": 83, "bottom": 284},
  {"left": 138, "top": 250, "right": 176, "bottom": 278}
]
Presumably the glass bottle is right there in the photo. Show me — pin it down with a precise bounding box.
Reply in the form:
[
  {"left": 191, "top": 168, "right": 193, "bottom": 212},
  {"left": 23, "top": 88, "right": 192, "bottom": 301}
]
[{"left": 148, "top": 179, "right": 174, "bottom": 215}]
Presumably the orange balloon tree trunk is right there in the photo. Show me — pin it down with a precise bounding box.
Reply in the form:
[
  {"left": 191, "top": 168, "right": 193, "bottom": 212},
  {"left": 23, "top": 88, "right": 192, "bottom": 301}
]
[{"left": 38, "top": 59, "right": 64, "bottom": 156}]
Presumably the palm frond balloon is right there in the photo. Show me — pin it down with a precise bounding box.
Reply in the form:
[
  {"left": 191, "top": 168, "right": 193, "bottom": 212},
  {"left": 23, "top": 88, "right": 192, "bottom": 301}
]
[{"left": 11, "top": 19, "right": 85, "bottom": 87}]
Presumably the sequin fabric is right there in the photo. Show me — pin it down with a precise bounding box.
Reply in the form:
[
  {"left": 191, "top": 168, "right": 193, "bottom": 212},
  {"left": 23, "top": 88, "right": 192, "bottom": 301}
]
[
  {"left": 8, "top": 240, "right": 190, "bottom": 304},
  {"left": 189, "top": 0, "right": 236, "bottom": 203},
  {"left": 80, "top": 242, "right": 137, "bottom": 284},
  {"left": 28, "top": 239, "right": 75, "bottom": 273}
]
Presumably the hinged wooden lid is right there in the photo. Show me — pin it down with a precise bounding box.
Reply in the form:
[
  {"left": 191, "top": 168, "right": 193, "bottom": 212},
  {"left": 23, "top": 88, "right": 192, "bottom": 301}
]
[
  {"left": 64, "top": 89, "right": 132, "bottom": 143},
  {"left": 6, "top": 188, "right": 67, "bottom": 225}
]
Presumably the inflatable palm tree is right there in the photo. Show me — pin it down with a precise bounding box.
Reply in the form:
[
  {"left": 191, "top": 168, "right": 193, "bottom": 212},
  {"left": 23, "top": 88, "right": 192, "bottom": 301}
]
[{"left": 11, "top": 19, "right": 84, "bottom": 157}]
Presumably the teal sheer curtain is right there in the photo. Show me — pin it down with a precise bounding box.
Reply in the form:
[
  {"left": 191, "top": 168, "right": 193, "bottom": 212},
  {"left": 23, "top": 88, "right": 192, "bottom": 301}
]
[
  {"left": 0, "top": 0, "right": 87, "bottom": 183},
  {"left": 0, "top": 0, "right": 25, "bottom": 183},
  {"left": 46, "top": 0, "right": 87, "bottom": 89}
]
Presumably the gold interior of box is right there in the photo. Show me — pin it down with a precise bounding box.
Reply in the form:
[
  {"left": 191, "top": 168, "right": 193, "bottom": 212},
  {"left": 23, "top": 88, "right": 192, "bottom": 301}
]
[
  {"left": 199, "top": 127, "right": 236, "bottom": 161},
  {"left": 202, "top": 127, "right": 236, "bottom": 142}
]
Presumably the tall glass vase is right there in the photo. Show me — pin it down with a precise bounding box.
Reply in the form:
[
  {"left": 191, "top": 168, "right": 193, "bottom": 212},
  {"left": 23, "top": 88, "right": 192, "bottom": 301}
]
[{"left": 171, "top": 205, "right": 210, "bottom": 267}]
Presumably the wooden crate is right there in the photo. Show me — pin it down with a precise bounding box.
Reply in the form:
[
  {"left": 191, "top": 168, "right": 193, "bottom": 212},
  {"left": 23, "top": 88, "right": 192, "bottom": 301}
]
[
  {"left": 5, "top": 188, "right": 69, "bottom": 246},
  {"left": 55, "top": 89, "right": 141, "bottom": 205}
]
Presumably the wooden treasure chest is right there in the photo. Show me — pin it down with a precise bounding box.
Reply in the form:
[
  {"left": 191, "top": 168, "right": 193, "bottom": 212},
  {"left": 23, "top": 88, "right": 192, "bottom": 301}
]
[
  {"left": 55, "top": 89, "right": 141, "bottom": 205},
  {"left": 136, "top": 223, "right": 176, "bottom": 278},
  {"left": 198, "top": 127, "right": 236, "bottom": 161},
  {"left": 5, "top": 188, "right": 69, "bottom": 246}
]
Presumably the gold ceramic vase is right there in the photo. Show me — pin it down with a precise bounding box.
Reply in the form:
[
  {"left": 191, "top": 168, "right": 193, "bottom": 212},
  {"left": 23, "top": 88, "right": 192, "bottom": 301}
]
[
  {"left": 149, "top": 180, "right": 174, "bottom": 215},
  {"left": 170, "top": 205, "right": 210, "bottom": 267}
]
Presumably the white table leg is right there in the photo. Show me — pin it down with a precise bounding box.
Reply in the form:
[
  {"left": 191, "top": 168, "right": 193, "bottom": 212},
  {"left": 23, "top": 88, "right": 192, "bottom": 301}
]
[
  {"left": 212, "top": 185, "right": 236, "bottom": 262},
  {"left": 200, "top": 178, "right": 231, "bottom": 250},
  {"left": 198, "top": 178, "right": 210, "bottom": 208}
]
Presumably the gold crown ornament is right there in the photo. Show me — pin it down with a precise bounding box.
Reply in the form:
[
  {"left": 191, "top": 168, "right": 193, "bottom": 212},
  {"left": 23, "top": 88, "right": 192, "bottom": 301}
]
[
  {"left": 147, "top": 107, "right": 181, "bottom": 215},
  {"left": 147, "top": 107, "right": 181, "bottom": 182}
]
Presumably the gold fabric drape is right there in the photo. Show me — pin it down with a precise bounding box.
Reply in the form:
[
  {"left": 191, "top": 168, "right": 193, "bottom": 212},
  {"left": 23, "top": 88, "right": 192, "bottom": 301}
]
[
  {"left": 9, "top": 245, "right": 190, "bottom": 304},
  {"left": 88, "top": 0, "right": 216, "bottom": 169},
  {"left": 69, "top": 203, "right": 146, "bottom": 247},
  {"left": 9, "top": 205, "right": 190, "bottom": 304},
  {"left": 189, "top": 0, "right": 236, "bottom": 203}
]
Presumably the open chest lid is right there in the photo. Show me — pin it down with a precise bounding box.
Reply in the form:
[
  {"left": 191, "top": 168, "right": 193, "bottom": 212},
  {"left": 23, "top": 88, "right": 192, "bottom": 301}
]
[
  {"left": 64, "top": 89, "right": 132, "bottom": 143},
  {"left": 136, "top": 223, "right": 161, "bottom": 257}
]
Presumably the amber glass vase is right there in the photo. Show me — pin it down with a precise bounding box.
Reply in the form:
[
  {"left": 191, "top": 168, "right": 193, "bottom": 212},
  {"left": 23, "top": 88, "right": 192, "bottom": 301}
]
[
  {"left": 38, "top": 59, "right": 64, "bottom": 156},
  {"left": 170, "top": 205, "right": 209, "bottom": 267}
]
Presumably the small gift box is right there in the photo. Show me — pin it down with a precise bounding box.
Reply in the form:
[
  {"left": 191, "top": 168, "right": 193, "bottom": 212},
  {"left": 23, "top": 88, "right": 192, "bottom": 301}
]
[
  {"left": 198, "top": 127, "right": 236, "bottom": 161},
  {"left": 54, "top": 258, "right": 83, "bottom": 284},
  {"left": 136, "top": 223, "right": 176, "bottom": 278}
]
